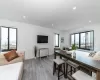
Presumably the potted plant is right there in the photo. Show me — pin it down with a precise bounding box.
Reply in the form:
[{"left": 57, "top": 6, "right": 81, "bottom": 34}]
[
  {"left": 72, "top": 44, "right": 77, "bottom": 50},
  {"left": 72, "top": 44, "right": 77, "bottom": 58}
]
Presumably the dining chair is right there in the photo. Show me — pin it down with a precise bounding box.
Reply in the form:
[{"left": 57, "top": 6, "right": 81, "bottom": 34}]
[
  {"left": 53, "top": 58, "right": 66, "bottom": 80},
  {"left": 72, "top": 70, "right": 93, "bottom": 80},
  {"left": 65, "top": 60, "right": 79, "bottom": 80}
]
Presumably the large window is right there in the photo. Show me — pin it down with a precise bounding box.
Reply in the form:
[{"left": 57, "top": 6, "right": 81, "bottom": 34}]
[
  {"left": 70, "top": 31, "right": 94, "bottom": 50},
  {"left": 54, "top": 33, "right": 59, "bottom": 47},
  {"left": 0, "top": 26, "right": 17, "bottom": 51}
]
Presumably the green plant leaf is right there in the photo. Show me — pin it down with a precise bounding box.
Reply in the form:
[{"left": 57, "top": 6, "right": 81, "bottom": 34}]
[{"left": 72, "top": 44, "right": 77, "bottom": 50}]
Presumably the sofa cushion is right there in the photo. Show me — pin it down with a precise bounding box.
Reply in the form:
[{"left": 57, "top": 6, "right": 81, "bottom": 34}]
[
  {"left": 0, "top": 56, "right": 8, "bottom": 66},
  {"left": 0, "top": 62, "right": 23, "bottom": 80},
  {"left": 0, "top": 54, "right": 5, "bottom": 59},
  {"left": 4, "top": 50, "right": 18, "bottom": 61},
  {"left": 0, "top": 56, "right": 23, "bottom": 66}
]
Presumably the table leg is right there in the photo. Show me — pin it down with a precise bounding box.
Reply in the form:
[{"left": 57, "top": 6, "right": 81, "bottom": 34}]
[
  {"left": 96, "top": 71, "right": 100, "bottom": 80},
  {"left": 54, "top": 50, "right": 56, "bottom": 59},
  {"left": 65, "top": 63, "right": 68, "bottom": 78},
  {"left": 54, "top": 53, "right": 56, "bottom": 59},
  {"left": 60, "top": 55, "right": 62, "bottom": 59}
]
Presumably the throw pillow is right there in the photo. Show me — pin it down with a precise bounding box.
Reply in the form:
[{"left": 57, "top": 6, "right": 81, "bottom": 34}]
[{"left": 4, "top": 50, "right": 18, "bottom": 62}]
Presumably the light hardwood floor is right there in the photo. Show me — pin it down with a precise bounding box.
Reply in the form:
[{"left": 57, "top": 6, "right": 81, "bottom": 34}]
[{"left": 22, "top": 56, "right": 68, "bottom": 80}]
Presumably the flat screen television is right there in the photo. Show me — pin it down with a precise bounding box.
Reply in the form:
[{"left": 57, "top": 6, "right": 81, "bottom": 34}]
[{"left": 37, "top": 35, "right": 48, "bottom": 43}]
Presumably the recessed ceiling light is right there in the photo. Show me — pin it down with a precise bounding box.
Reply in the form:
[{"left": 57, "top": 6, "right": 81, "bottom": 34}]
[
  {"left": 73, "top": 6, "right": 76, "bottom": 10},
  {"left": 89, "top": 20, "right": 91, "bottom": 23},
  {"left": 23, "top": 16, "right": 26, "bottom": 19}
]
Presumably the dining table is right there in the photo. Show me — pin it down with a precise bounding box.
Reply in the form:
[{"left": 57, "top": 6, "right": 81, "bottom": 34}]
[{"left": 54, "top": 50, "right": 100, "bottom": 80}]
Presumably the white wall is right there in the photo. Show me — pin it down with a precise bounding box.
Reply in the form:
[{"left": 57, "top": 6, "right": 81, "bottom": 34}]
[
  {"left": 0, "top": 19, "right": 62, "bottom": 59},
  {"left": 64, "top": 24, "right": 100, "bottom": 51}
]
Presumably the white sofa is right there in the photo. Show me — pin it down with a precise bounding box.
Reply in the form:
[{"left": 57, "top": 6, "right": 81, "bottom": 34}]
[
  {"left": 0, "top": 62, "right": 23, "bottom": 80},
  {"left": 0, "top": 51, "right": 24, "bottom": 80}
]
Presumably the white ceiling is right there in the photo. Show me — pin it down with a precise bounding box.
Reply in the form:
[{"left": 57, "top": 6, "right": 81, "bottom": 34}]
[{"left": 0, "top": 0, "right": 100, "bottom": 30}]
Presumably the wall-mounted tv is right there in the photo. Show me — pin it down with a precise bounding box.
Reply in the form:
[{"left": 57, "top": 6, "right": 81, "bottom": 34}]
[{"left": 37, "top": 35, "right": 48, "bottom": 43}]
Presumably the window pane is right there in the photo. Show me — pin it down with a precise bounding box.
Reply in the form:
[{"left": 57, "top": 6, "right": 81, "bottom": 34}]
[
  {"left": 86, "top": 32, "right": 90, "bottom": 49},
  {"left": 54, "top": 34, "right": 59, "bottom": 47},
  {"left": 1, "top": 27, "right": 8, "bottom": 50},
  {"left": 90, "top": 31, "right": 94, "bottom": 50},
  {"left": 80, "top": 33, "right": 85, "bottom": 48},
  {"left": 71, "top": 34, "right": 74, "bottom": 46},
  {"left": 86, "top": 31, "right": 94, "bottom": 50},
  {"left": 75, "top": 34, "right": 79, "bottom": 47},
  {"left": 9, "top": 28, "right": 17, "bottom": 49}
]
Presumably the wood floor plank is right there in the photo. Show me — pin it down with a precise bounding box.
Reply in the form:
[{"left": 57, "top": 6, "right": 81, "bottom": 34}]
[{"left": 22, "top": 56, "right": 68, "bottom": 80}]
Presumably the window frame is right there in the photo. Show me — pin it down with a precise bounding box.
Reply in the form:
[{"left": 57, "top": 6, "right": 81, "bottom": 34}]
[
  {"left": 0, "top": 26, "right": 17, "bottom": 51},
  {"left": 55, "top": 33, "right": 59, "bottom": 47},
  {"left": 70, "top": 30, "right": 94, "bottom": 50}
]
